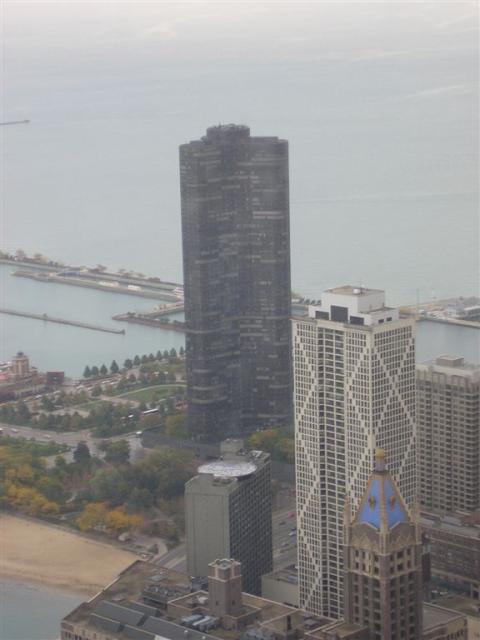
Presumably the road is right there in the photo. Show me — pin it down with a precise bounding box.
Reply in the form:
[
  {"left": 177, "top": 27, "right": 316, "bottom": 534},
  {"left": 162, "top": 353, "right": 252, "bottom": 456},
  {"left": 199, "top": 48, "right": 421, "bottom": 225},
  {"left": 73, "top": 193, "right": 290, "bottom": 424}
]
[{"left": 0, "top": 422, "right": 144, "bottom": 461}]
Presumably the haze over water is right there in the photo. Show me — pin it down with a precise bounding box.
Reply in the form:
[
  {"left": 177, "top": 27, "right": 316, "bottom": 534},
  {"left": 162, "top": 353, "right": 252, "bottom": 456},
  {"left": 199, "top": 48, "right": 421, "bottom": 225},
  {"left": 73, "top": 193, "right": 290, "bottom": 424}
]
[{"left": 2, "top": 2, "right": 478, "bottom": 303}]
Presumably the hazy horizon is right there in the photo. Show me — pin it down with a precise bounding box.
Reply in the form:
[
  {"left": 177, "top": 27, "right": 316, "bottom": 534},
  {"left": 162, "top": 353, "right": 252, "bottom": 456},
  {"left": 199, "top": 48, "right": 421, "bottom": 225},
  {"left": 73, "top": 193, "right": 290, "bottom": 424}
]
[{"left": 1, "top": 0, "right": 478, "bottom": 301}]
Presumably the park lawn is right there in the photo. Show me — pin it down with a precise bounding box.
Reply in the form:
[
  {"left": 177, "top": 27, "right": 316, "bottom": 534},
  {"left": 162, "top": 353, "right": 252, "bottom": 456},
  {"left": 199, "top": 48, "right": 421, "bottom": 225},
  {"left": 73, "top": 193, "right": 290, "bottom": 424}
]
[
  {"left": 116, "top": 384, "right": 184, "bottom": 404},
  {"left": 73, "top": 400, "right": 112, "bottom": 412}
]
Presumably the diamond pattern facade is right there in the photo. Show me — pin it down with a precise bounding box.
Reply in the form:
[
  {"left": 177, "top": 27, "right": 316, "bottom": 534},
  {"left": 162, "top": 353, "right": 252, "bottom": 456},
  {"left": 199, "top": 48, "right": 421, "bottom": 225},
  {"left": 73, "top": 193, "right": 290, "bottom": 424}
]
[{"left": 294, "top": 295, "right": 416, "bottom": 619}]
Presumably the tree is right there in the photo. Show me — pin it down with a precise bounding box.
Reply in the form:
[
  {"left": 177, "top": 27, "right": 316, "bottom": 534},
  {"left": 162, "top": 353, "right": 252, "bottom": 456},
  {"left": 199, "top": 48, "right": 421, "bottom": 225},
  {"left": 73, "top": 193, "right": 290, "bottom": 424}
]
[
  {"left": 141, "top": 354, "right": 148, "bottom": 364},
  {"left": 83, "top": 365, "right": 92, "bottom": 378},
  {"left": 135, "top": 447, "right": 193, "bottom": 500},
  {"left": 91, "top": 365, "right": 99, "bottom": 377},
  {"left": 105, "top": 507, "right": 142, "bottom": 535},
  {"left": 88, "top": 467, "right": 130, "bottom": 505},
  {"left": 76, "top": 502, "right": 108, "bottom": 531},
  {"left": 126, "top": 487, "right": 153, "bottom": 511},
  {"left": 91, "top": 384, "right": 102, "bottom": 397},
  {"left": 100, "top": 364, "right": 108, "bottom": 376},
  {"left": 110, "top": 360, "right": 119, "bottom": 374},
  {"left": 165, "top": 414, "right": 188, "bottom": 438},
  {"left": 169, "top": 348, "right": 177, "bottom": 358},
  {"left": 123, "top": 358, "right": 133, "bottom": 370},
  {"left": 102, "top": 440, "right": 130, "bottom": 465},
  {"left": 133, "top": 355, "right": 141, "bottom": 366},
  {"left": 163, "top": 350, "right": 169, "bottom": 360},
  {"left": 148, "top": 353, "right": 155, "bottom": 362},
  {"left": 73, "top": 441, "right": 91, "bottom": 464},
  {"left": 179, "top": 346, "right": 185, "bottom": 357},
  {"left": 156, "top": 350, "right": 163, "bottom": 361}
]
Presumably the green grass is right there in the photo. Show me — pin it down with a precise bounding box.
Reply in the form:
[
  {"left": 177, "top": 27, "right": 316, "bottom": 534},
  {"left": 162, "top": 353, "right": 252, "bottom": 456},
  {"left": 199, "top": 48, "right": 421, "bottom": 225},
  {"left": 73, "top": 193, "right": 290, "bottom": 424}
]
[
  {"left": 72, "top": 400, "right": 112, "bottom": 412},
  {"left": 115, "top": 384, "right": 184, "bottom": 404}
]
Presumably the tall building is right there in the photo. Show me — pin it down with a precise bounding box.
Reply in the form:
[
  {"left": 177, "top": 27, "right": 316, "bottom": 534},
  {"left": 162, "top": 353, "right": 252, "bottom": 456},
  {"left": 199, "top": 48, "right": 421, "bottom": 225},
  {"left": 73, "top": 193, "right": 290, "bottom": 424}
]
[
  {"left": 294, "top": 286, "right": 416, "bottom": 617},
  {"left": 185, "top": 440, "right": 272, "bottom": 595},
  {"left": 343, "top": 450, "right": 423, "bottom": 640},
  {"left": 180, "top": 124, "right": 292, "bottom": 440},
  {"left": 417, "top": 355, "right": 480, "bottom": 514}
]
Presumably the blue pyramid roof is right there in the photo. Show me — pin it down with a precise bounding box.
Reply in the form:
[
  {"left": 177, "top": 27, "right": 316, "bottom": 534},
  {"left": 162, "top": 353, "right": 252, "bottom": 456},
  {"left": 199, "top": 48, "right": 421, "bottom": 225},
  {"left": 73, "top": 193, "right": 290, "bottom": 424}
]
[
  {"left": 355, "top": 453, "right": 410, "bottom": 531},
  {"left": 355, "top": 476, "right": 410, "bottom": 530}
]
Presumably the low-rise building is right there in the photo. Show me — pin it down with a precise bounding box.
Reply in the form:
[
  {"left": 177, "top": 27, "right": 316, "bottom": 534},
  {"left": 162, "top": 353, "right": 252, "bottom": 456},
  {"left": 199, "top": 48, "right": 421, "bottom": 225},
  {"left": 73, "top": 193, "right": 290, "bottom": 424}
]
[
  {"left": 262, "top": 565, "right": 299, "bottom": 607},
  {"left": 60, "top": 557, "right": 468, "bottom": 640},
  {"left": 434, "top": 596, "right": 480, "bottom": 640}
]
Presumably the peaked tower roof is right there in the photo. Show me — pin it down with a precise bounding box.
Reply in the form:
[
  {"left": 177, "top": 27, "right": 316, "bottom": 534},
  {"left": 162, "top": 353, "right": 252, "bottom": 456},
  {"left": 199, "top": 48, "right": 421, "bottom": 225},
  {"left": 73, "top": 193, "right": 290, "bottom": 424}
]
[{"left": 354, "top": 449, "right": 410, "bottom": 531}]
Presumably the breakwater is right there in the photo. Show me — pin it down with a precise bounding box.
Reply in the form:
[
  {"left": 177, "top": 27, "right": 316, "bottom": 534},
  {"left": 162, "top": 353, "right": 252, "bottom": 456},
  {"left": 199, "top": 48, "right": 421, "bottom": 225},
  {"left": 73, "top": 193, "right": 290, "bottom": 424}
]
[
  {"left": 0, "top": 308, "right": 125, "bottom": 335},
  {"left": 112, "top": 313, "right": 186, "bottom": 332}
]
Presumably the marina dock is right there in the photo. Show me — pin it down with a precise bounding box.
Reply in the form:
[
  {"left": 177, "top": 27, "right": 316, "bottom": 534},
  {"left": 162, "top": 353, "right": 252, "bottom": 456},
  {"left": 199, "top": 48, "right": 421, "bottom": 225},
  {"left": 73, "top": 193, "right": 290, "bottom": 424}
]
[{"left": 0, "top": 308, "right": 125, "bottom": 335}]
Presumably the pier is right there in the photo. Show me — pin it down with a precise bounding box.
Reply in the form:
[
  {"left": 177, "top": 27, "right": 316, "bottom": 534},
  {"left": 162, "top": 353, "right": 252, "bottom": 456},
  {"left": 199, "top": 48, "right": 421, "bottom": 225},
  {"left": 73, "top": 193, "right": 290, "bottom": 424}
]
[
  {"left": 13, "top": 270, "right": 182, "bottom": 302},
  {"left": 0, "top": 309, "right": 125, "bottom": 335}
]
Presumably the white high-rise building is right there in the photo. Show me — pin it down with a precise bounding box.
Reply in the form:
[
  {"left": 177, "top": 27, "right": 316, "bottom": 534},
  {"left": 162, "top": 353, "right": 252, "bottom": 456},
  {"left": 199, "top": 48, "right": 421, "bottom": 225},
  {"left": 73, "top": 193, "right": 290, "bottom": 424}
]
[{"left": 294, "top": 286, "right": 416, "bottom": 618}]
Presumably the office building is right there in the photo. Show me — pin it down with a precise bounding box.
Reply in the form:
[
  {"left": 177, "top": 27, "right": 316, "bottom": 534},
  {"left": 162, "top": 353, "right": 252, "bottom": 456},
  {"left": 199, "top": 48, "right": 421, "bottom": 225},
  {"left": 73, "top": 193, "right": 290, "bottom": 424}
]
[
  {"left": 422, "top": 513, "right": 480, "bottom": 601},
  {"left": 343, "top": 450, "right": 423, "bottom": 640},
  {"left": 180, "top": 124, "right": 292, "bottom": 440},
  {"left": 417, "top": 355, "right": 480, "bottom": 513},
  {"left": 294, "top": 286, "right": 416, "bottom": 617},
  {"left": 185, "top": 440, "right": 272, "bottom": 595}
]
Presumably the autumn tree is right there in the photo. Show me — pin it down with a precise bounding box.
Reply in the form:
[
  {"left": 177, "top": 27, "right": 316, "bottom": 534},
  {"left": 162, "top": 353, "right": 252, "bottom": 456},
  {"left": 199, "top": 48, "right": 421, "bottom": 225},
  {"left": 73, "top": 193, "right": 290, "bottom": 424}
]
[{"left": 76, "top": 502, "right": 108, "bottom": 531}]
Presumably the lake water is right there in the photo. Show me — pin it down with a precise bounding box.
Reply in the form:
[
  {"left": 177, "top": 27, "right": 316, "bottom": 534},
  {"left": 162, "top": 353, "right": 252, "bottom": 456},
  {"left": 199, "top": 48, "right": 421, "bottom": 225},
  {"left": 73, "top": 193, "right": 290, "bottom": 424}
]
[{"left": 0, "top": 579, "right": 83, "bottom": 640}]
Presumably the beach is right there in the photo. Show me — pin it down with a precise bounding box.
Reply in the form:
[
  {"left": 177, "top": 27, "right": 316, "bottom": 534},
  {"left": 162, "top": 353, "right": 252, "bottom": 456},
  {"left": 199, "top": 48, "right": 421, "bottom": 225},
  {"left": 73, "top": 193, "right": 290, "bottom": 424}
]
[{"left": 0, "top": 514, "right": 136, "bottom": 596}]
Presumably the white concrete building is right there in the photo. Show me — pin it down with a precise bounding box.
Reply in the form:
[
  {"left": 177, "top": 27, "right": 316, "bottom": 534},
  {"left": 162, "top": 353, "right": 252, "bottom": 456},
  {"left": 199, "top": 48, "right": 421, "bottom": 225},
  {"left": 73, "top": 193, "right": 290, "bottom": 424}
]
[{"left": 293, "top": 286, "right": 416, "bottom": 618}]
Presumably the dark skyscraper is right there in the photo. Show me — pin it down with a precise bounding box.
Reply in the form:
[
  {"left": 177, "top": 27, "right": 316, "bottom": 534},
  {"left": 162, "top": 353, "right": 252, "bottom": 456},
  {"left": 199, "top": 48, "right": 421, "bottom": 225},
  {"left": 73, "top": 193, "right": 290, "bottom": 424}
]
[{"left": 180, "top": 124, "right": 292, "bottom": 440}]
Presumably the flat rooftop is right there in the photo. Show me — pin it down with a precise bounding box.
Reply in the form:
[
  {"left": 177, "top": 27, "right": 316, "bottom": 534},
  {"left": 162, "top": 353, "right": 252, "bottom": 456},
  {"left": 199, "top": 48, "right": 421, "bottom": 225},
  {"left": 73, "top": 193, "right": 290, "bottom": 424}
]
[
  {"left": 198, "top": 460, "right": 257, "bottom": 479},
  {"left": 421, "top": 513, "right": 480, "bottom": 539},
  {"left": 434, "top": 595, "right": 480, "bottom": 618},
  {"left": 417, "top": 355, "right": 479, "bottom": 378},
  {"left": 423, "top": 603, "right": 465, "bottom": 630},
  {"left": 263, "top": 564, "right": 298, "bottom": 586}
]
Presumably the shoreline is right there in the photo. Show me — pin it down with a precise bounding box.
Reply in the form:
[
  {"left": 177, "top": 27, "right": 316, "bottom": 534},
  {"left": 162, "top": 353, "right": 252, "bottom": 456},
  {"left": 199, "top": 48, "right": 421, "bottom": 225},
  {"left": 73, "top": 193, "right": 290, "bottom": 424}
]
[
  {"left": 0, "top": 568, "right": 94, "bottom": 597},
  {"left": 0, "top": 513, "right": 137, "bottom": 597}
]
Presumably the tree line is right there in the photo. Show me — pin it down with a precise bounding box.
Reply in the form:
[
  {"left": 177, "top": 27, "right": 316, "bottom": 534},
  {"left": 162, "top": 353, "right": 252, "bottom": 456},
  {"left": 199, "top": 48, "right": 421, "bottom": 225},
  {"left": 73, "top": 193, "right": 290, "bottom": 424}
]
[{"left": 83, "top": 347, "right": 185, "bottom": 379}]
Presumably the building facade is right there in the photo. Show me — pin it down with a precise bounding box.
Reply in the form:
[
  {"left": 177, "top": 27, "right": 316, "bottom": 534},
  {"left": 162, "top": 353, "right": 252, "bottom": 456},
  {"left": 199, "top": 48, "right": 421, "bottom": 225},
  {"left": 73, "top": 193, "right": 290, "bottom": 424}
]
[
  {"left": 11, "top": 351, "right": 30, "bottom": 378},
  {"left": 180, "top": 124, "right": 292, "bottom": 440},
  {"left": 185, "top": 440, "right": 272, "bottom": 595},
  {"left": 417, "top": 356, "right": 480, "bottom": 514},
  {"left": 344, "top": 450, "right": 423, "bottom": 640},
  {"left": 422, "top": 513, "right": 480, "bottom": 601},
  {"left": 294, "top": 286, "right": 416, "bottom": 617}
]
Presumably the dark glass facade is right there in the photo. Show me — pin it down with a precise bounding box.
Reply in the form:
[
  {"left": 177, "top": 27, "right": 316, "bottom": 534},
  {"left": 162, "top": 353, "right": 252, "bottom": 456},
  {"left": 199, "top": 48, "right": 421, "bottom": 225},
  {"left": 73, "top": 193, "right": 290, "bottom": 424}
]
[{"left": 180, "top": 124, "right": 292, "bottom": 440}]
